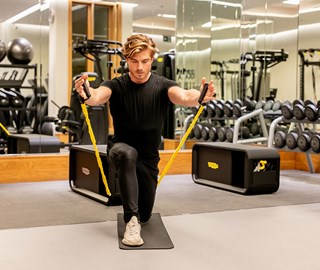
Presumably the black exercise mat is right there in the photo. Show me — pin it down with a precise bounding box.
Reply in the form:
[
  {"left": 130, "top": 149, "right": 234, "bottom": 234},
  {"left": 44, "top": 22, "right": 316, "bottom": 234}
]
[{"left": 117, "top": 213, "right": 174, "bottom": 250}]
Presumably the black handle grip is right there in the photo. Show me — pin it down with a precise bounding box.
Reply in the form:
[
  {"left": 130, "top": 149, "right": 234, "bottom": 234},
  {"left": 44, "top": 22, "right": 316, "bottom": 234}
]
[
  {"left": 83, "top": 82, "right": 91, "bottom": 99},
  {"left": 198, "top": 83, "right": 208, "bottom": 105}
]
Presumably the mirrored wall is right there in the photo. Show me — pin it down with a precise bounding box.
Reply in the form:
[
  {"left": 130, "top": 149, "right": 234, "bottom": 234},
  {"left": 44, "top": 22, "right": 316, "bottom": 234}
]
[
  {"left": 1, "top": 0, "right": 320, "bottom": 155},
  {"left": 176, "top": 0, "right": 320, "bottom": 103}
]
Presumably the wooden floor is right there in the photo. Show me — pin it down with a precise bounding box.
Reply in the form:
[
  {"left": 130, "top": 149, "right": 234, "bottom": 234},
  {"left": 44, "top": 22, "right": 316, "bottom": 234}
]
[{"left": 0, "top": 139, "right": 320, "bottom": 184}]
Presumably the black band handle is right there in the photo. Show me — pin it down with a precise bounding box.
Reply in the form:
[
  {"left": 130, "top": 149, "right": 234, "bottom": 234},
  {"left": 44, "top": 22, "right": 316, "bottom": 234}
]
[
  {"left": 82, "top": 82, "right": 91, "bottom": 100},
  {"left": 198, "top": 83, "right": 209, "bottom": 105}
]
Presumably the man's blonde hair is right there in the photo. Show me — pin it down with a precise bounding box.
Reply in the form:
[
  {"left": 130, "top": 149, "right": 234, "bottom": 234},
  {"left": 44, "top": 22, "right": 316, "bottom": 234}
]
[{"left": 122, "top": 34, "right": 158, "bottom": 59}]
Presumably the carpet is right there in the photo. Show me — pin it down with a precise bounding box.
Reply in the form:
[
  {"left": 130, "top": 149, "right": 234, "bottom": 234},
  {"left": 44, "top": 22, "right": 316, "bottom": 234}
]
[{"left": 0, "top": 170, "right": 319, "bottom": 230}]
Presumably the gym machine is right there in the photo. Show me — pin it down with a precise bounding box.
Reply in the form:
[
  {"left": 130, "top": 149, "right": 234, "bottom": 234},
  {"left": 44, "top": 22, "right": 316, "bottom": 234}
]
[
  {"left": 52, "top": 37, "right": 126, "bottom": 145},
  {"left": 154, "top": 51, "right": 176, "bottom": 139},
  {"left": 298, "top": 48, "right": 320, "bottom": 101},
  {"left": 240, "top": 49, "right": 288, "bottom": 101}
]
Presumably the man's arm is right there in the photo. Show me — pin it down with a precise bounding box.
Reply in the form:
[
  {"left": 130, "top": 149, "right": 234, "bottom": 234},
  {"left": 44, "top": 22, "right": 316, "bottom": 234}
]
[
  {"left": 168, "top": 78, "right": 215, "bottom": 107},
  {"left": 74, "top": 73, "right": 111, "bottom": 106}
]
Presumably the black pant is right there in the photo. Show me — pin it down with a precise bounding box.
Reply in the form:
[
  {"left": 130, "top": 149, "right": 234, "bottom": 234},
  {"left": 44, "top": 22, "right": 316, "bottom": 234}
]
[{"left": 108, "top": 142, "right": 159, "bottom": 223}]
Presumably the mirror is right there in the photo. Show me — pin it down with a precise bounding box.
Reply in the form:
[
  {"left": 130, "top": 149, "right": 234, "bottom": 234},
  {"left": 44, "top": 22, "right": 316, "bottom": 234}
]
[
  {"left": 1, "top": 0, "right": 319, "bottom": 155},
  {"left": 176, "top": 0, "right": 303, "bottom": 102},
  {"left": 0, "top": 0, "right": 49, "bottom": 155}
]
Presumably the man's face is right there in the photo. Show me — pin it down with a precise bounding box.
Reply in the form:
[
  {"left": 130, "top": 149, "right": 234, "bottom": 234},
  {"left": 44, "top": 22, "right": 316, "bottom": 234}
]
[{"left": 126, "top": 48, "right": 153, "bottom": 84}]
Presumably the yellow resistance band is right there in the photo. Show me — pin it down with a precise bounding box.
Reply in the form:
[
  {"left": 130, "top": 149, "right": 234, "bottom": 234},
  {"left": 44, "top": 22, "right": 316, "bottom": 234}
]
[
  {"left": 81, "top": 103, "right": 111, "bottom": 196},
  {"left": 0, "top": 122, "right": 11, "bottom": 137},
  {"left": 157, "top": 105, "right": 204, "bottom": 186}
]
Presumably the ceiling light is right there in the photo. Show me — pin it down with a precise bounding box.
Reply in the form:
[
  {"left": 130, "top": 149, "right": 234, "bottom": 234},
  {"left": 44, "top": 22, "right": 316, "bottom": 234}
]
[
  {"left": 157, "top": 14, "right": 176, "bottom": 19},
  {"left": 283, "top": 0, "right": 300, "bottom": 5},
  {"left": 212, "top": 0, "right": 242, "bottom": 8}
]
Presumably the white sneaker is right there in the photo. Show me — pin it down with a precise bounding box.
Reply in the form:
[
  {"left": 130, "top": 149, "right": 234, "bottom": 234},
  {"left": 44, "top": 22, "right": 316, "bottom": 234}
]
[{"left": 122, "top": 216, "right": 144, "bottom": 247}]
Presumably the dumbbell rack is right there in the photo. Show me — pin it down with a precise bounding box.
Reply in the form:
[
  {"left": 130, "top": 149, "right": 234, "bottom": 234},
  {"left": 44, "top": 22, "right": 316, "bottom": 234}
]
[
  {"left": 182, "top": 108, "right": 269, "bottom": 148},
  {"left": 268, "top": 116, "right": 320, "bottom": 173}
]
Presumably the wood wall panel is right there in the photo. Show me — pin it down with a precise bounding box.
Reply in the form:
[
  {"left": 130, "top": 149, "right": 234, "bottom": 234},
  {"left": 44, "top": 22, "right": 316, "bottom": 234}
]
[{"left": 0, "top": 147, "right": 318, "bottom": 184}]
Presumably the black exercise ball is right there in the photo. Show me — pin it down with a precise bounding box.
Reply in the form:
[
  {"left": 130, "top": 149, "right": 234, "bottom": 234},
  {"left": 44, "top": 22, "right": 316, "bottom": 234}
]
[
  {"left": 7, "top": 37, "right": 34, "bottom": 64},
  {"left": 0, "top": 40, "right": 6, "bottom": 62}
]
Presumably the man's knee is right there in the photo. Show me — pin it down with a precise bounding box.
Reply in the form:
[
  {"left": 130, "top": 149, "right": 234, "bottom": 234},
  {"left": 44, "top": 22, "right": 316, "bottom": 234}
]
[{"left": 110, "top": 143, "right": 138, "bottom": 161}]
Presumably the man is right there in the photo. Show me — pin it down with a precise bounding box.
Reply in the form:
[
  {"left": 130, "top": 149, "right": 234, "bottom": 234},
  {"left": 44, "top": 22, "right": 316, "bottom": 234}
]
[{"left": 74, "top": 34, "right": 215, "bottom": 247}]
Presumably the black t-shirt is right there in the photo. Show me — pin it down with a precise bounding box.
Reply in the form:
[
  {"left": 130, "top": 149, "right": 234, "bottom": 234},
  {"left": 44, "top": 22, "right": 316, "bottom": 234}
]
[{"left": 101, "top": 73, "right": 178, "bottom": 160}]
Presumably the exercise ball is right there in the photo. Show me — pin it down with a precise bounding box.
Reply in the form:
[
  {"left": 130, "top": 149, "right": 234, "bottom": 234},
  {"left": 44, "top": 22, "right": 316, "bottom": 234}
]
[
  {"left": 0, "top": 40, "right": 6, "bottom": 62},
  {"left": 7, "top": 37, "right": 34, "bottom": 64}
]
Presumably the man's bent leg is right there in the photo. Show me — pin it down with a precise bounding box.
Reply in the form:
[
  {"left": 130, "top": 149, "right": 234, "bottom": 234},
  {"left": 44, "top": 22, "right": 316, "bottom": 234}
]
[{"left": 136, "top": 159, "right": 159, "bottom": 223}]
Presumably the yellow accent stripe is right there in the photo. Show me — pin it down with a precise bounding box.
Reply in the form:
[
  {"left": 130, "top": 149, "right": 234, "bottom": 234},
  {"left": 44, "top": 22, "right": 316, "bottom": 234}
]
[
  {"left": 81, "top": 103, "right": 111, "bottom": 196},
  {"left": 157, "top": 105, "right": 204, "bottom": 186},
  {"left": 0, "top": 122, "right": 11, "bottom": 137}
]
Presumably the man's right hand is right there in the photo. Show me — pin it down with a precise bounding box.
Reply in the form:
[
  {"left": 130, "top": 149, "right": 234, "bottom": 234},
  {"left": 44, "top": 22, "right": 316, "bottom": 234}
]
[{"left": 74, "top": 73, "right": 90, "bottom": 101}]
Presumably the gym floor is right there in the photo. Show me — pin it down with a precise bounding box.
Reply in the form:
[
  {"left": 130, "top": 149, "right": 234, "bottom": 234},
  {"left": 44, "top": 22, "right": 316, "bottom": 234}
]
[{"left": 1, "top": 170, "right": 320, "bottom": 270}]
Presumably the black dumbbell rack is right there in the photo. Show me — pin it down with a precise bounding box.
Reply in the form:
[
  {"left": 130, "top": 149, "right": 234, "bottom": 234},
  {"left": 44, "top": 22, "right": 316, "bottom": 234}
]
[{"left": 268, "top": 116, "right": 320, "bottom": 173}]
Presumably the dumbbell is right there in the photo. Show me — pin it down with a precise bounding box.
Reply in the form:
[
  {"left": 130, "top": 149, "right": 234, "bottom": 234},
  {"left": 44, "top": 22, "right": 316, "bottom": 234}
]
[
  {"left": 272, "top": 100, "right": 282, "bottom": 112},
  {"left": 225, "top": 126, "right": 250, "bottom": 142},
  {"left": 214, "top": 100, "right": 225, "bottom": 118},
  {"left": 223, "top": 99, "right": 242, "bottom": 118},
  {"left": 193, "top": 123, "right": 205, "bottom": 140},
  {"left": 285, "top": 130, "right": 299, "bottom": 149},
  {"left": 274, "top": 129, "right": 286, "bottom": 148},
  {"left": 263, "top": 100, "right": 274, "bottom": 112},
  {"left": 223, "top": 100, "right": 235, "bottom": 117},
  {"left": 217, "top": 126, "right": 228, "bottom": 141},
  {"left": 250, "top": 122, "right": 260, "bottom": 136},
  {"left": 305, "top": 100, "right": 320, "bottom": 122},
  {"left": 297, "top": 130, "right": 313, "bottom": 151},
  {"left": 233, "top": 98, "right": 256, "bottom": 118},
  {"left": 310, "top": 133, "right": 320, "bottom": 153},
  {"left": 281, "top": 100, "right": 293, "bottom": 120},
  {"left": 255, "top": 100, "right": 266, "bottom": 110},
  {"left": 206, "top": 100, "right": 217, "bottom": 118},
  {"left": 201, "top": 124, "right": 218, "bottom": 141},
  {"left": 201, "top": 105, "right": 208, "bottom": 118},
  {"left": 292, "top": 99, "right": 314, "bottom": 120}
]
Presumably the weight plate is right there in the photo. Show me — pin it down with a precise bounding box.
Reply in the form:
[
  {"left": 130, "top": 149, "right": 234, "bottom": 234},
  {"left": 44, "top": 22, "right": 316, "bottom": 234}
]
[
  {"left": 206, "top": 103, "right": 216, "bottom": 118},
  {"left": 272, "top": 100, "right": 282, "bottom": 111},
  {"left": 201, "top": 126, "right": 210, "bottom": 140},
  {"left": 293, "top": 99, "right": 304, "bottom": 106},
  {"left": 214, "top": 103, "right": 225, "bottom": 118},
  {"left": 286, "top": 132, "right": 298, "bottom": 149},
  {"left": 304, "top": 100, "right": 315, "bottom": 106},
  {"left": 274, "top": 130, "right": 286, "bottom": 148},
  {"left": 217, "top": 127, "right": 227, "bottom": 141},
  {"left": 208, "top": 126, "right": 217, "bottom": 141},
  {"left": 297, "top": 133, "right": 311, "bottom": 151},
  {"left": 264, "top": 100, "right": 274, "bottom": 111},
  {"left": 223, "top": 103, "right": 233, "bottom": 117},
  {"left": 251, "top": 122, "right": 260, "bottom": 136},
  {"left": 193, "top": 124, "right": 203, "bottom": 139},
  {"left": 310, "top": 134, "right": 320, "bottom": 153},
  {"left": 305, "top": 104, "right": 318, "bottom": 121},
  {"left": 234, "top": 99, "right": 243, "bottom": 106},
  {"left": 293, "top": 104, "right": 305, "bottom": 120},
  {"left": 226, "top": 127, "right": 234, "bottom": 142},
  {"left": 255, "top": 100, "right": 266, "bottom": 110},
  {"left": 233, "top": 103, "right": 242, "bottom": 118},
  {"left": 281, "top": 104, "right": 293, "bottom": 119},
  {"left": 243, "top": 98, "right": 255, "bottom": 111},
  {"left": 201, "top": 106, "right": 208, "bottom": 118}
]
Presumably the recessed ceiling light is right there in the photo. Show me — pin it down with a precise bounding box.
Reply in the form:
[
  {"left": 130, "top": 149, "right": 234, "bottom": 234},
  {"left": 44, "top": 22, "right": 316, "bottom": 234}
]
[{"left": 283, "top": 0, "right": 300, "bottom": 5}]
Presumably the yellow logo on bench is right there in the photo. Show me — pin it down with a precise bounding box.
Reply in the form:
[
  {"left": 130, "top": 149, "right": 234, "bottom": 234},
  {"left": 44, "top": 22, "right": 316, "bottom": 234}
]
[{"left": 208, "top": 162, "right": 219, "bottom": 169}]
